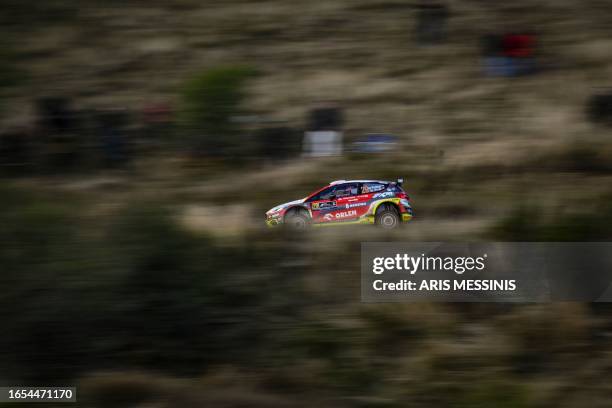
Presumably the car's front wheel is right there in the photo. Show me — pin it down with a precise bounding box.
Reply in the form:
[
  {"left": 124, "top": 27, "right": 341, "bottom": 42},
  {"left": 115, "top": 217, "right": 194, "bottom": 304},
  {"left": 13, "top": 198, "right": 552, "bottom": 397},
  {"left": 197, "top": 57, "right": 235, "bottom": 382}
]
[
  {"left": 284, "top": 209, "right": 310, "bottom": 231},
  {"left": 376, "top": 205, "right": 400, "bottom": 229}
]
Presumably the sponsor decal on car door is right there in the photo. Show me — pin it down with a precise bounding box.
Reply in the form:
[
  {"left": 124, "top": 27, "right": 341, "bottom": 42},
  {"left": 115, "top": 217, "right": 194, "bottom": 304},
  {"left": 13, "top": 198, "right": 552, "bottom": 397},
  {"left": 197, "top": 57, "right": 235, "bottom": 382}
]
[
  {"left": 310, "top": 199, "right": 338, "bottom": 223},
  {"left": 309, "top": 183, "right": 355, "bottom": 223},
  {"left": 346, "top": 193, "right": 373, "bottom": 217},
  {"left": 324, "top": 184, "right": 364, "bottom": 223},
  {"left": 324, "top": 195, "right": 359, "bottom": 222}
]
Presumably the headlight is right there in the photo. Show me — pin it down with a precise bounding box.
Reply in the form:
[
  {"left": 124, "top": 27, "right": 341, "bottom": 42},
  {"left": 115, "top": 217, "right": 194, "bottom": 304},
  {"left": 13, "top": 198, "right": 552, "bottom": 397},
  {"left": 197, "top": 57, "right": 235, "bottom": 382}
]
[
  {"left": 267, "top": 208, "right": 282, "bottom": 217},
  {"left": 400, "top": 199, "right": 411, "bottom": 208}
]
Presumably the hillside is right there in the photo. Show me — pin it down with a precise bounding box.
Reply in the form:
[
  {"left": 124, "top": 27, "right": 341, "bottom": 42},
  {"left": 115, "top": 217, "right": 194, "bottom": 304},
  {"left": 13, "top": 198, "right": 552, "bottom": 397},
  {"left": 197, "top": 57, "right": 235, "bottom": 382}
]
[{"left": 2, "top": 1, "right": 612, "bottom": 407}]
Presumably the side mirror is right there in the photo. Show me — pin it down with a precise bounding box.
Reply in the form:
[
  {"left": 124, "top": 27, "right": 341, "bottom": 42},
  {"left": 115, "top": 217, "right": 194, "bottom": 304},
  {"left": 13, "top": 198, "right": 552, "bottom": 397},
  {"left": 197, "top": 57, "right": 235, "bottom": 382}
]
[{"left": 396, "top": 178, "right": 404, "bottom": 186}]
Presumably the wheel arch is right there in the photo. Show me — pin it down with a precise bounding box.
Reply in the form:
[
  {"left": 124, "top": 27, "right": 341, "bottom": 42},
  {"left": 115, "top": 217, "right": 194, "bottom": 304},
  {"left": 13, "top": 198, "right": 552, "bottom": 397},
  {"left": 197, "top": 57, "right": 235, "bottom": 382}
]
[
  {"left": 373, "top": 199, "right": 400, "bottom": 216},
  {"left": 283, "top": 205, "right": 310, "bottom": 221}
]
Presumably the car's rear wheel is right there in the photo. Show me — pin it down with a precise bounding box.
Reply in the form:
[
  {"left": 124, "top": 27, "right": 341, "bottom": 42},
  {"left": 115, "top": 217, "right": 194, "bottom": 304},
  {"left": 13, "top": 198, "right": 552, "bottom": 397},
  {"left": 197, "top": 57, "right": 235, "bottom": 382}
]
[
  {"left": 376, "top": 205, "right": 400, "bottom": 229},
  {"left": 284, "top": 208, "right": 310, "bottom": 231}
]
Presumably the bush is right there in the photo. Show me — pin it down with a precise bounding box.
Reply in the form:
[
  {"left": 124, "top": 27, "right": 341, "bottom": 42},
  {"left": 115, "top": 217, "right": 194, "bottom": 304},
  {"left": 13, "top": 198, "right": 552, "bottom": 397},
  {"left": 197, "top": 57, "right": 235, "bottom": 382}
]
[
  {"left": 491, "top": 196, "right": 612, "bottom": 241},
  {"left": 457, "top": 381, "right": 529, "bottom": 408},
  {"left": 0, "top": 48, "right": 27, "bottom": 116},
  {"left": 0, "top": 192, "right": 282, "bottom": 381},
  {"left": 180, "top": 66, "right": 257, "bottom": 156},
  {"left": 0, "top": 185, "right": 90, "bottom": 382}
]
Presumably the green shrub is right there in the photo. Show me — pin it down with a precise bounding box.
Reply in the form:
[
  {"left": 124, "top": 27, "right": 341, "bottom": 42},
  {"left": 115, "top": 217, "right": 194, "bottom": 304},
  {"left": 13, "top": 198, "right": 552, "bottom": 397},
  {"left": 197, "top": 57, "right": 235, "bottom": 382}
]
[
  {"left": 180, "top": 66, "right": 257, "bottom": 155},
  {"left": 0, "top": 0, "right": 78, "bottom": 27},
  {"left": 0, "top": 185, "right": 92, "bottom": 382},
  {"left": 458, "top": 382, "right": 530, "bottom": 408},
  {"left": 0, "top": 48, "right": 27, "bottom": 115},
  {"left": 537, "top": 143, "right": 612, "bottom": 173},
  {"left": 491, "top": 197, "right": 612, "bottom": 241},
  {"left": 490, "top": 206, "right": 541, "bottom": 241}
]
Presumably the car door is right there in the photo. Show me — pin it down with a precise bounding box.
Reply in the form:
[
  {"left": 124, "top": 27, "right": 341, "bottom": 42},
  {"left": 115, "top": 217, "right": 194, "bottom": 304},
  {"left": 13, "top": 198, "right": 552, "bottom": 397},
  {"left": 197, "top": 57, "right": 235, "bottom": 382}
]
[
  {"left": 309, "top": 186, "right": 340, "bottom": 224},
  {"left": 329, "top": 183, "right": 362, "bottom": 223},
  {"left": 341, "top": 183, "right": 376, "bottom": 219},
  {"left": 308, "top": 183, "right": 359, "bottom": 224}
]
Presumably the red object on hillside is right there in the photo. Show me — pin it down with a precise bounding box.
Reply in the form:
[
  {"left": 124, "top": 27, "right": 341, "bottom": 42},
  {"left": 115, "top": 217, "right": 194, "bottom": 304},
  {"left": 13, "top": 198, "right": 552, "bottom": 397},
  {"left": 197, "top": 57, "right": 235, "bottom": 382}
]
[
  {"left": 502, "top": 34, "right": 536, "bottom": 58},
  {"left": 143, "top": 102, "right": 172, "bottom": 124}
]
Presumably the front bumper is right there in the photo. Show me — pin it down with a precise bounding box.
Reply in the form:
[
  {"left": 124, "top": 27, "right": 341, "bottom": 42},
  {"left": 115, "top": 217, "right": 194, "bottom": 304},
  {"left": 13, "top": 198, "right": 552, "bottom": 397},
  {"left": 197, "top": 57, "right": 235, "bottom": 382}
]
[
  {"left": 266, "top": 218, "right": 281, "bottom": 227},
  {"left": 266, "top": 213, "right": 283, "bottom": 227}
]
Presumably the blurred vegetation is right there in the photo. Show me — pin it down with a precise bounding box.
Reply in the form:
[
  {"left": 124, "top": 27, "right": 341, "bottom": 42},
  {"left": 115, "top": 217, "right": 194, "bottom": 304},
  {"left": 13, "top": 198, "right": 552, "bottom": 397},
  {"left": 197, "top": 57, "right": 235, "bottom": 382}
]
[
  {"left": 180, "top": 66, "right": 257, "bottom": 156},
  {"left": 0, "top": 50, "right": 25, "bottom": 90},
  {"left": 0, "top": 183, "right": 610, "bottom": 407},
  {"left": 492, "top": 194, "right": 612, "bottom": 241},
  {"left": 0, "top": 47, "right": 27, "bottom": 114},
  {"left": 457, "top": 382, "right": 529, "bottom": 408},
  {"left": 2, "top": 0, "right": 612, "bottom": 406},
  {"left": 0, "top": 0, "right": 78, "bottom": 27},
  {"left": 0, "top": 185, "right": 308, "bottom": 382}
]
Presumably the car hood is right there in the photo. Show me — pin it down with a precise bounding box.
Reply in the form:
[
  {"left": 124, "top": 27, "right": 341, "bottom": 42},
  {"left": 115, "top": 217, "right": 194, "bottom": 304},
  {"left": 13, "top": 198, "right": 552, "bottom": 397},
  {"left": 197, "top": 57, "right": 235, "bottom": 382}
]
[{"left": 268, "top": 198, "right": 306, "bottom": 214}]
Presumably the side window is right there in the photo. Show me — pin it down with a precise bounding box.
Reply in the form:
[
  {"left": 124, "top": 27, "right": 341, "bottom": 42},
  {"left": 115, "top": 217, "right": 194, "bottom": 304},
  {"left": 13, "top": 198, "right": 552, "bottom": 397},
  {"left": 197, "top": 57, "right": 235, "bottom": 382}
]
[
  {"left": 334, "top": 183, "right": 359, "bottom": 198},
  {"left": 309, "top": 186, "right": 334, "bottom": 202},
  {"left": 309, "top": 184, "right": 359, "bottom": 201},
  {"left": 320, "top": 186, "right": 339, "bottom": 200},
  {"left": 361, "top": 182, "right": 388, "bottom": 194}
]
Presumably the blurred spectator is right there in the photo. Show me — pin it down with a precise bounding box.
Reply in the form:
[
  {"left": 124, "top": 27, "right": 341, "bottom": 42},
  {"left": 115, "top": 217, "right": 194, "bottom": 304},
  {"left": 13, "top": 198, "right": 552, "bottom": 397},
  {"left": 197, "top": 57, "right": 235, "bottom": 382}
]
[
  {"left": 352, "top": 133, "right": 398, "bottom": 153},
  {"left": 0, "top": 126, "right": 31, "bottom": 175},
  {"left": 503, "top": 34, "right": 536, "bottom": 58},
  {"left": 96, "top": 109, "right": 131, "bottom": 168},
  {"left": 257, "top": 126, "right": 301, "bottom": 160},
  {"left": 482, "top": 33, "right": 537, "bottom": 77},
  {"left": 303, "top": 130, "right": 342, "bottom": 157},
  {"left": 303, "top": 106, "right": 344, "bottom": 157},
  {"left": 415, "top": 2, "right": 449, "bottom": 45},
  {"left": 308, "top": 106, "right": 343, "bottom": 131},
  {"left": 38, "top": 97, "right": 76, "bottom": 134},
  {"left": 587, "top": 92, "right": 612, "bottom": 125},
  {"left": 141, "top": 102, "right": 174, "bottom": 151},
  {"left": 36, "top": 97, "right": 80, "bottom": 171},
  {"left": 143, "top": 102, "right": 172, "bottom": 125}
]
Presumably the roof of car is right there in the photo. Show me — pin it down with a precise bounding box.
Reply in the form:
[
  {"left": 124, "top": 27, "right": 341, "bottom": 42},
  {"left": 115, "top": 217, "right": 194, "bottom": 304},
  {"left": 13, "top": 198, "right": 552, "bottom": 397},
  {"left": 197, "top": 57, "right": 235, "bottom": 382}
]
[{"left": 329, "top": 179, "right": 389, "bottom": 185}]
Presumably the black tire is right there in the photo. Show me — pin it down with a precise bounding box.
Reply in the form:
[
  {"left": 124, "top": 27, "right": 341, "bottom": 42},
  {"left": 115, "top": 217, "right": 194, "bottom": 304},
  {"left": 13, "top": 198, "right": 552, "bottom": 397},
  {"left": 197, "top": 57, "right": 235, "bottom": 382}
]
[
  {"left": 284, "top": 208, "right": 310, "bottom": 231},
  {"left": 375, "top": 204, "right": 400, "bottom": 229}
]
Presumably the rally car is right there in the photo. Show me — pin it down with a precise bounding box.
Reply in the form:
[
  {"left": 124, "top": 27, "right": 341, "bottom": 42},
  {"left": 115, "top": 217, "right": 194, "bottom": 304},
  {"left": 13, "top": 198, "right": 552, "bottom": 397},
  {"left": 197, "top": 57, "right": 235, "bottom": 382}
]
[{"left": 265, "top": 179, "right": 413, "bottom": 230}]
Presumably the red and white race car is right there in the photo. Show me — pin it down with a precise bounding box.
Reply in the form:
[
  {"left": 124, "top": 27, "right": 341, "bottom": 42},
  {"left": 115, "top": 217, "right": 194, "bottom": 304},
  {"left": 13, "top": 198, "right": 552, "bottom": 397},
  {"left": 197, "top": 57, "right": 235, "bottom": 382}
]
[{"left": 266, "top": 179, "right": 413, "bottom": 230}]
